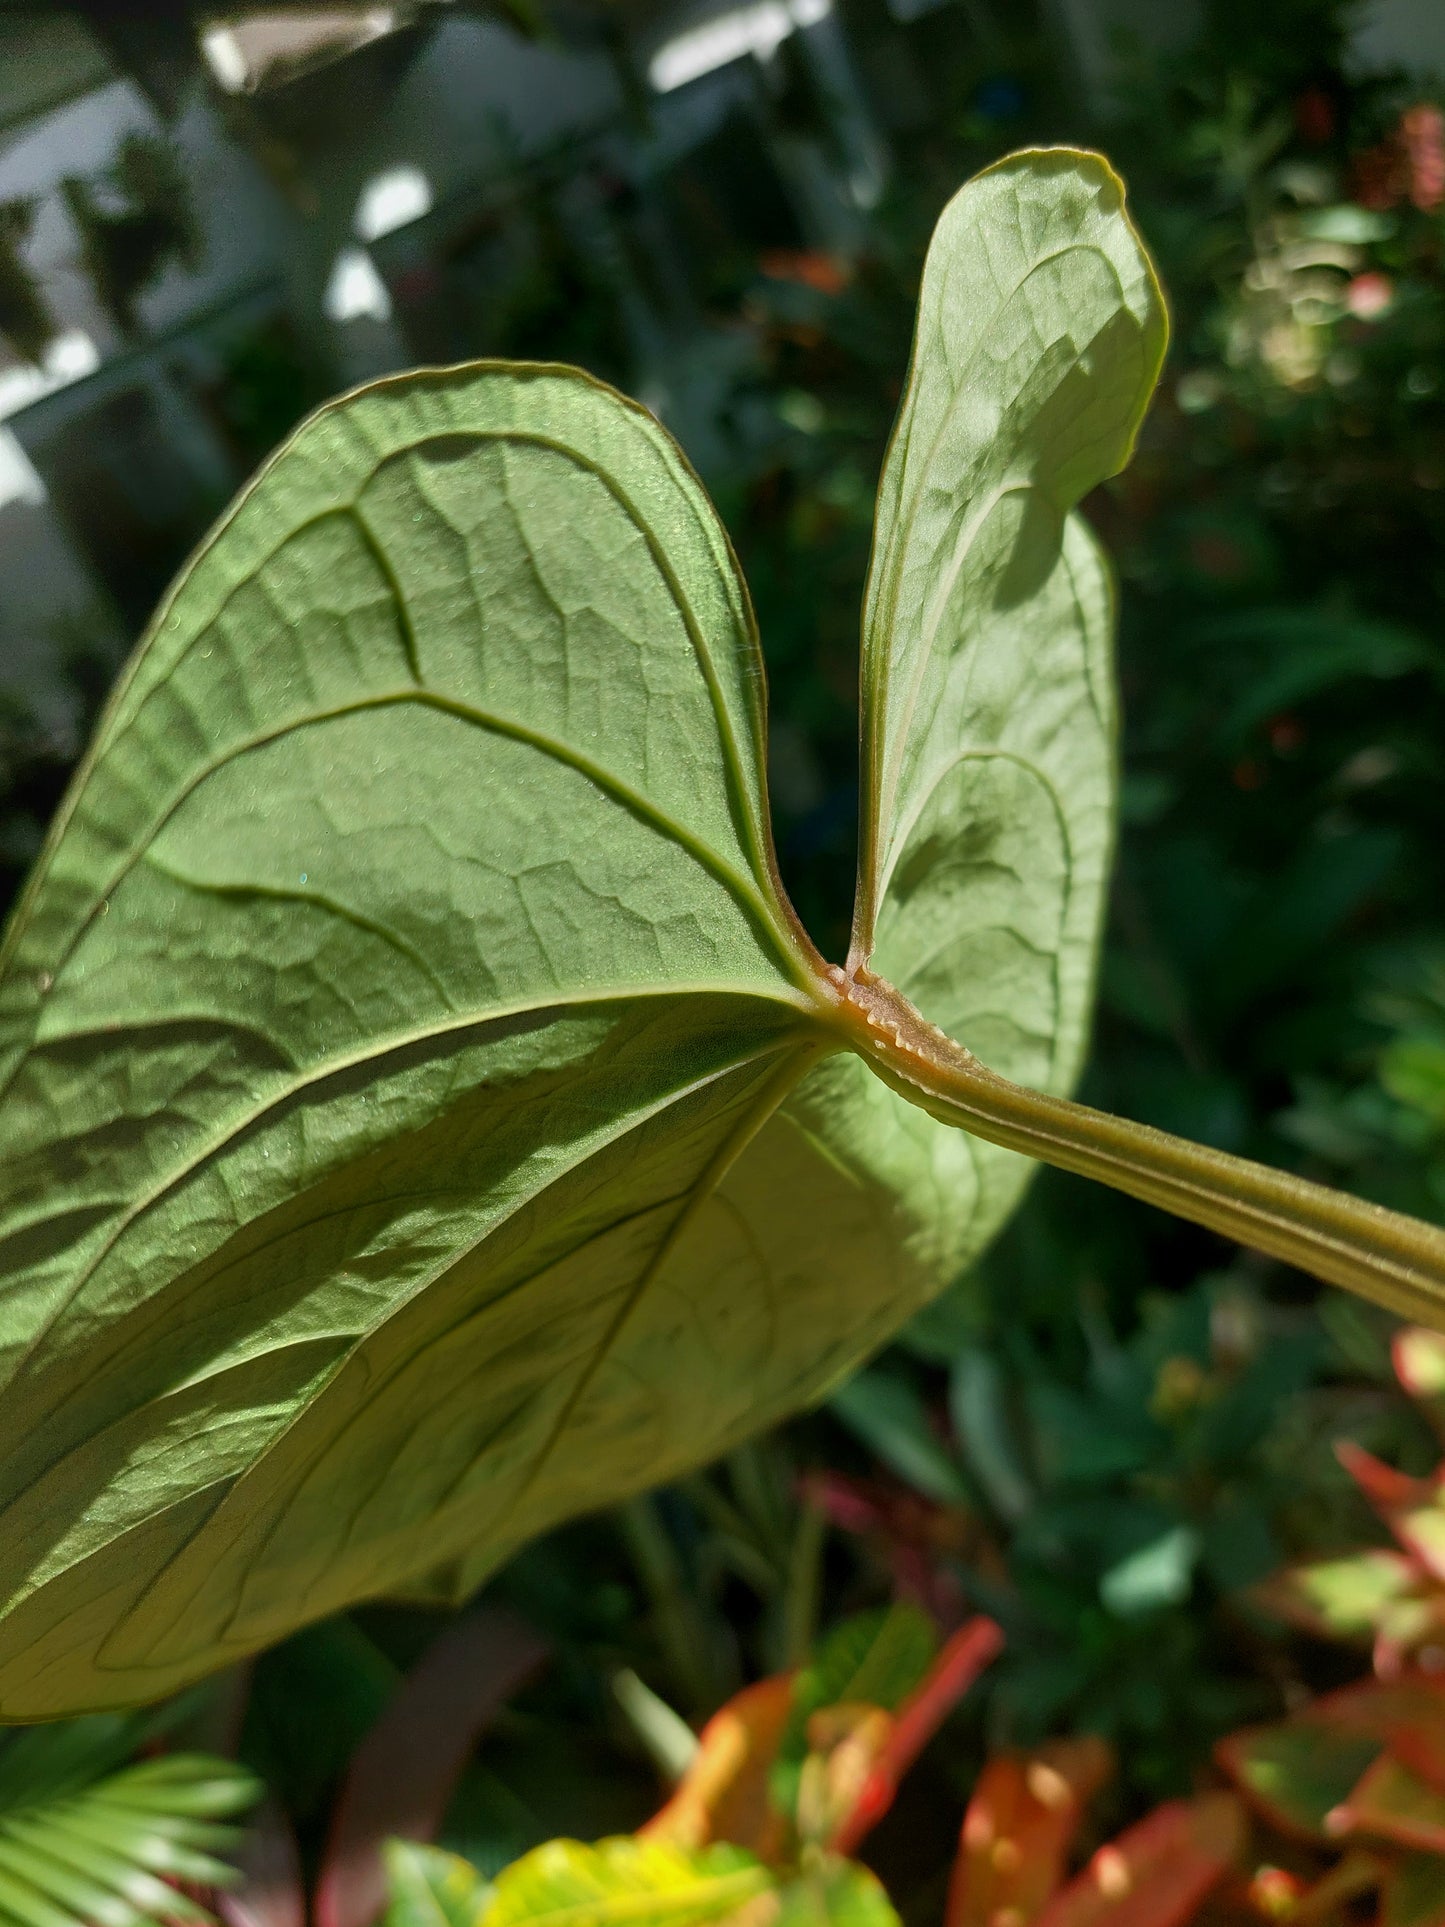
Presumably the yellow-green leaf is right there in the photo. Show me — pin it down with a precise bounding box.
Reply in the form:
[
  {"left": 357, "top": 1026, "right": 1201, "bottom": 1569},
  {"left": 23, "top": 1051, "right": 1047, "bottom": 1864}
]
[{"left": 481, "top": 1838, "right": 771, "bottom": 1927}]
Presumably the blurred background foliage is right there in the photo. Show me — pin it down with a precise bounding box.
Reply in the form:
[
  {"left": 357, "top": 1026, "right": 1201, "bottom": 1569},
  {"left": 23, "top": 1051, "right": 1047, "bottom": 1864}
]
[{"left": 4, "top": 2, "right": 1445, "bottom": 1922}]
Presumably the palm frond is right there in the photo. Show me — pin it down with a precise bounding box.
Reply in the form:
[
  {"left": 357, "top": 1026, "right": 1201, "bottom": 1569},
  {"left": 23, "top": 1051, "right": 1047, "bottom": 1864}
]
[{"left": 0, "top": 1719, "right": 260, "bottom": 1927}]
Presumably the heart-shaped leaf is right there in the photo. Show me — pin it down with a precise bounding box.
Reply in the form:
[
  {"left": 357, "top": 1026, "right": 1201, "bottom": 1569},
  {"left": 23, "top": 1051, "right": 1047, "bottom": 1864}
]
[
  {"left": 857, "top": 148, "right": 1163, "bottom": 988},
  {"left": 0, "top": 149, "right": 1170, "bottom": 1718},
  {"left": 0, "top": 367, "right": 847, "bottom": 1716},
  {"left": 7, "top": 122, "right": 1445, "bottom": 1724}
]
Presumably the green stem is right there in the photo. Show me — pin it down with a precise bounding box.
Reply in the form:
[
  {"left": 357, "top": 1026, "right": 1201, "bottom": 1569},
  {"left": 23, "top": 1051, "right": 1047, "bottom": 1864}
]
[
  {"left": 777, "top": 1493, "right": 827, "bottom": 1672},
  {"left": 827, "top": 969, "right": 1445, "bottom": 1328}
]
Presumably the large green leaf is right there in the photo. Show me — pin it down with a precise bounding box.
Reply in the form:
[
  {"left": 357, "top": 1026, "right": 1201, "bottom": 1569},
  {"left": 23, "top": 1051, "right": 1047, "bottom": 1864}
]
[
  {"left": 0, "top": 367, "right": 819, "bottom": 1714},
  {"left": 0, "top": 151, "right": 1166, "bottom": 1716},
  {"left": 830, "top": 155, "right": 1444, "bottom": 1319}
]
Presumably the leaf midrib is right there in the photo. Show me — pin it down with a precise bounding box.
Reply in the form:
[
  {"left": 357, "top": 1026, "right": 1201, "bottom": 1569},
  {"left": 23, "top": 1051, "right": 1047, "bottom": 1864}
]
[{"left": 476, "top": 1043, "right": 823, "bottom": 1567}]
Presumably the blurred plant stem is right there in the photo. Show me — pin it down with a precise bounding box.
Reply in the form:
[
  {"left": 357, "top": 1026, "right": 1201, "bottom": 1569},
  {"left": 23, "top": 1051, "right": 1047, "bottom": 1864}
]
[{"left": 617, "top": 1495, "right": 734, "bottom": 1717}]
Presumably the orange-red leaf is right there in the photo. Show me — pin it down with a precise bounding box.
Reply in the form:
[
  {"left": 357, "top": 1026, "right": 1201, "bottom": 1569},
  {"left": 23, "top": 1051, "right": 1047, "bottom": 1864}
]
[
  {"left": 640, "top": 1675, "right": 795, "bottom": 1859},
  {"left": 1031, "top": 1795, "right": 1245, "bottom": 1927},
  {"left": 829, "top": 1617, "right": 1003, "bottom": 1856},
  {"left": 946, "top": 1738, "right": 1114, "bottom": 1927},
  {"left": 1398, "top": 1504, "right": 1445, "bottom": 1585},
  {"left": 1246, "top": 1850, "right": 1384, "bottom": 1926},
  {"left": 1336, "top": 1443, "right": 1436, "bottom": 1517},
  {"left": 1251, "top": 1549, "right": 1440, "bottom": 1671},
  {"left": 1330, "top": 1443, "right": 1445, "bottom": 1586}
]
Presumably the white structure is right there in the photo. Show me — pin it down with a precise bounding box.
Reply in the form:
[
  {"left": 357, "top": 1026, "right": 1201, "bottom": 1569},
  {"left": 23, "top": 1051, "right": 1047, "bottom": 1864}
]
[{"left": 0, "top": 7, "right": 624, "bottom": 723}]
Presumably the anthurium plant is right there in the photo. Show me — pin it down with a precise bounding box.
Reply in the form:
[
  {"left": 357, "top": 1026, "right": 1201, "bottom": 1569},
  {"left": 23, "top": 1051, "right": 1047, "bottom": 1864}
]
[{"left": 3, "top": 146, "right": 1445, "bottom": 1721}]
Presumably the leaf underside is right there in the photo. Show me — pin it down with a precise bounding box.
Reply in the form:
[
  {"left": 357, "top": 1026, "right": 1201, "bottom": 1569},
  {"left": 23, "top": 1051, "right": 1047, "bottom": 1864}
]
[{"left": 0, "top": 149, "right": 1164, "bottom": 1717}]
